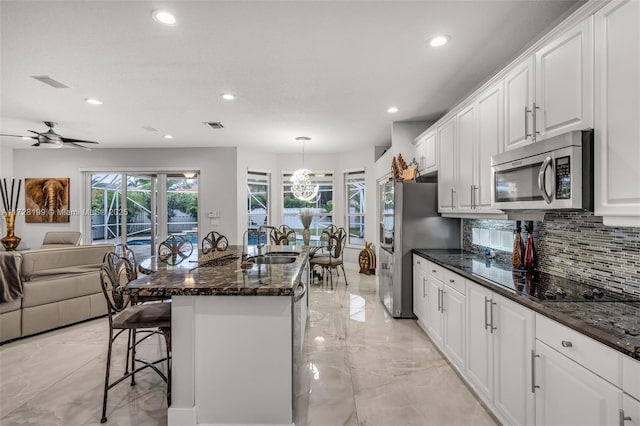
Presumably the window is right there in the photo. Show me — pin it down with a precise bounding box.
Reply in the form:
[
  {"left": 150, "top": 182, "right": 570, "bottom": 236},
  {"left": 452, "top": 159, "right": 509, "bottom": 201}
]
[
  {"left": 282, "top": 172, "right": 333, "bottom": 242},
  {"left": 345, "top": 171, "right": 365, "bottom": 246},
  {"left": 248, "top": 171, "right": 270, "bottom": 229}
]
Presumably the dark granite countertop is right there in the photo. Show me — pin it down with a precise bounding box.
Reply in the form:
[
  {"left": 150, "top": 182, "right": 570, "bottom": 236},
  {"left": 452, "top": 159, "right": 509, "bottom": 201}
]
[
  {"left": 413, "top": 249, "right": 640, "bottom": 361},
  {"left": 123, "top": 245, "right": 308, "bottom": 297}
]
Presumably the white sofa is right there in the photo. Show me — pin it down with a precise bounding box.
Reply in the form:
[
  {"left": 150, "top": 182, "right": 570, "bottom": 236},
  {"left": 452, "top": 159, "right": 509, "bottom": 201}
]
[{"left": 0, "top": 243, "right": 115, "bottom": 343}]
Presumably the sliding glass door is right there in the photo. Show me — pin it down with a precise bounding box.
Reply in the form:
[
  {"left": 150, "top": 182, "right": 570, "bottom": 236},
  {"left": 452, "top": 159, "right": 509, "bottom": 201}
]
[{"left": 87, "top": 171, "right": 198, "bottom": 262}]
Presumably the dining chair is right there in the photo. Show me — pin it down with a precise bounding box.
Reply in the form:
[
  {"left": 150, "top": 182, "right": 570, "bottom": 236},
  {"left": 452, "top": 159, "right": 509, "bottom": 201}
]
[
  {"left": 158, "top": 235, "right": 193, "bottom": 264},
  {"left": 201, "top": 231, "right": 228, "bottom": 254},
  {"left": 269, "top": 225, "right": 296, "bottom": 245},
  {"left": 309, "top": 227, "right": 348, "bottom": 289},
  {"left": 121, "top": 243, "right": 170, "bottom": 304},
  {"left": 99, "top": 251, "right": 171, "bottom": 423}
]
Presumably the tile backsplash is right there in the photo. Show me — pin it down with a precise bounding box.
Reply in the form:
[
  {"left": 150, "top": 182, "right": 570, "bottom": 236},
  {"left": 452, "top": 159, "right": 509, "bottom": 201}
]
[{"left": 463, "top": 212, "right": 640, "bottom": 296}]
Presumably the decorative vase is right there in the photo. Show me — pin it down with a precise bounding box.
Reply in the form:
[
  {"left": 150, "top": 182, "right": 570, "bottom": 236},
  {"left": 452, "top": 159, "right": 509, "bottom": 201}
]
[
  {"left": 302, "top": 228, "right": 311, "bottom": 246},
  {"left": 1, "top": 211, "right": 21, "bottom": 251}
]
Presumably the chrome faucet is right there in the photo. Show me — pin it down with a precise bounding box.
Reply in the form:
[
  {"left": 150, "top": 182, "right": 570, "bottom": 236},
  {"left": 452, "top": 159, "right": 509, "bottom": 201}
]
[{"left": 256, "top": 225, "right": 276, "bottom": 256}]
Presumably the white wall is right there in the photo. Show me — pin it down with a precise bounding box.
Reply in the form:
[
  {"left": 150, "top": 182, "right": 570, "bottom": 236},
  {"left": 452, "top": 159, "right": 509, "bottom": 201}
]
[
  {"left": 391, "top": 121, "right": 431, "bottom": 161},
  {"left": 12, "top": 147, "right": 236, "bottom": 249}
]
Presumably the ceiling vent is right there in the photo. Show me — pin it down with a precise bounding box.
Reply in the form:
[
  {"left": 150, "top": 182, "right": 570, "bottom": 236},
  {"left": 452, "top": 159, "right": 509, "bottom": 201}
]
[
  {"left": 203, "top": 122, "right": 224, "bottom": 129},
  {"left": 142, "top": 126, "right": 159, "bottom": 132},
  {"left": 30, "top": 75, "right": 70, "bottom": 89}
]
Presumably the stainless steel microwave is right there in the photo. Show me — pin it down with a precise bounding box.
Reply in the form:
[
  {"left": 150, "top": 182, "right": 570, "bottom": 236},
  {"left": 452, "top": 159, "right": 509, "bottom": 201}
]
[{"left": 491, "top": 130, "right": 593, "bottom": 211}]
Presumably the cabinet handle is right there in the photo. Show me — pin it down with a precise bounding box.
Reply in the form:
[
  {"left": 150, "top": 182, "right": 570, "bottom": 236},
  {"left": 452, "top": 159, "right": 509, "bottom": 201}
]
[
  {"left": 437, "top": 288, "right": 441, "bottom": 311},
  {"left": 449, "top": 279, "right": 455, "bottom": 283},
  {"left": 490, "top": 301, "right": 497, "bottom": 333},
  {"left": 561, "top": 340, "right": 573, "bottom": 348},
  {"left": 450, "top": 188, "right": 454, "bottom": 208},
  {"left": 423, "top": 277, "right": 426, "bottom": 298},
  {"left": 531, "top": 350, "right": 540, "bottom": 393},
  {"left": 484, "top": 296, "right": 490, "bottom": 330},
  {"left": 470, "top": 185, "right": 474, "bottom": 209},
  {"left": 441, "top": 289, "right": 445, "bottom": 312},
  {"left": 620, "top": 409, "right": 632, "bottom": 425},
  {"left": 524, "top": 105, "right": 532, "bottom": 139},
  {"left": 417, "top": 260, "right": 421, "bottom": 264},
  {"left": 533, "top": 102, "right": 540, "bottom": 139},
  {"left": 432, "top": 269, "right": 437, "bottom": 273}
]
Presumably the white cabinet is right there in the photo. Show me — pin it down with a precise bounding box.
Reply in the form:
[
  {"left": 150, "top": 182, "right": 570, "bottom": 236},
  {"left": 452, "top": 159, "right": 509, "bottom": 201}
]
[
  {"left": 503, "top": 16, "right": 593, "bottom": 151},
  {"left": 437, "top": 117, "right": 457, "bottom": 213},
  {"left": 504, "top": 57, "right": 535, "bottom": 151},
  {"left": 594, "top": 0, "right": 640, "bottom": 227},
  {"left": 534, "top": 314, "right": 623, "bottom": 426},
  {"left": 534, "top": 340, "right": 619, "bottom": 426},
  {"left": 426, "top": 265, "right": 466, "bottom": 370},
  {"left": 414, "top": 131, "right": 437, "bottom": 176},
  {"left": 456, "top": 104, "right": 476, "bottom": 211},
  {"left": 622, "top": 393, "right": 640, "bottom": 426},
  {"left": 412, "top": 255, "right": 427, "bottom": 326},
  {"left": 535, "top": 16, "right": 593, "bottom": 140},
  {"left": 476, "top": 82, "right": 504, "bottom": 210},
  {"left": 466, "top": 282, "right": 535, "bottom": 425}
]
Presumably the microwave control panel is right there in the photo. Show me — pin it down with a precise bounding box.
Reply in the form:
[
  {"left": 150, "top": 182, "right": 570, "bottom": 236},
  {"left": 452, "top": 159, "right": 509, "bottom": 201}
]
[{"left": 555, "top": 156, "right": 571, "bottom": 199}]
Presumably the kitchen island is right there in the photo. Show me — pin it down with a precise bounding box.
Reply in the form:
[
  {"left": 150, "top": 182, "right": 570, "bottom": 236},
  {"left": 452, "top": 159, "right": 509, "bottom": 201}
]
[{"left": 123, "top": 245, "right": 309, "bottom": 426}]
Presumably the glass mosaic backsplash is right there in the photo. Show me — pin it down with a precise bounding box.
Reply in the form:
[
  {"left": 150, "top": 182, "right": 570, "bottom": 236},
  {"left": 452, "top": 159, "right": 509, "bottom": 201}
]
[{"left": 463, "top": 212, "right": 640, "bottom": 296}]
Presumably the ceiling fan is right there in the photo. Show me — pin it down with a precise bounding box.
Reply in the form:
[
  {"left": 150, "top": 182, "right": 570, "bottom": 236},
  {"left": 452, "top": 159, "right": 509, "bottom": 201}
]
[{"left": 0, "top": 121, "right": 99, "bottom": 150}]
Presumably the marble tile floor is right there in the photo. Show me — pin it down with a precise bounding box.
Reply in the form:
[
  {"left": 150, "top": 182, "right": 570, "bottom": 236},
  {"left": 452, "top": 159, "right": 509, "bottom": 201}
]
[{"left": 0, "top": 267, "right": 498, "bottom": 426}]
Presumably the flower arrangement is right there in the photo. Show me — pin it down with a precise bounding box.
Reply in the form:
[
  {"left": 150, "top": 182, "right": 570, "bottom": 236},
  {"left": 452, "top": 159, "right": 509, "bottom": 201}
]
[{"left": 299, "top": 208, "right": 313, "bottom": 229}]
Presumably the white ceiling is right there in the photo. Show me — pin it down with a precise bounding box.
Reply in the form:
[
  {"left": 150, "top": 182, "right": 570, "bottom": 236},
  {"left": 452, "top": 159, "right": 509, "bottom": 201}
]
[{"left": 0, "top": 0, "right": 582, "bottom": 154}]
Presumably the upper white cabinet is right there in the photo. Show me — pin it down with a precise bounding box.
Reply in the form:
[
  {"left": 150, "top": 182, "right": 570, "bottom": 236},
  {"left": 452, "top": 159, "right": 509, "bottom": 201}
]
[
  {"left": 414, "top": 131, "right": 437, "bottom": 176},
  {"left": 476, "top": 82, "right": 505, "bottom": 211},
  {"left": 504, "top": 57, "right": 535, "bottom": 151},
  {"left": 437, "top": 117, "right": 457, "bottom": 213},
  {"left": 535, "top": 16, "right": 594, "bottom": 141},
  {"left": 456, "top": 104, "right": 476, "bottom": 211},
  {"left": 503, "top": 16, "right": 593, "bottom": 151},
  {"left": 594, "top": 0, "right": 640, "bottom": 227}
]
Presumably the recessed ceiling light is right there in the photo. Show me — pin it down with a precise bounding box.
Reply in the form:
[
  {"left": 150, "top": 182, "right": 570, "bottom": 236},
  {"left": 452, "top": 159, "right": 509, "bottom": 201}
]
[
  {"left": 220, "top": 93, "right": 236, "bottom": 101},
  {"left": 164, "top": 135, "right": 173, "bottom": 139},
  {"left": 152, "top": 10, "right": 176, "bottom": 25},
  {"left": 429, "top": 35, "right": 450, "bottom": 47},
  {"left": 84, "top": 98, "right": 103, "bottom": 105},
  {"left": 387, "top": 106, "right": 399, "bottom": 114}
]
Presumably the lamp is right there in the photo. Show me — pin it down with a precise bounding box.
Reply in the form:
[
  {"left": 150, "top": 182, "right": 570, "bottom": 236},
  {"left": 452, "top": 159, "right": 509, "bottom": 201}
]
[{"left": 291, "top": 137, "right": 318, "bottom": 201}]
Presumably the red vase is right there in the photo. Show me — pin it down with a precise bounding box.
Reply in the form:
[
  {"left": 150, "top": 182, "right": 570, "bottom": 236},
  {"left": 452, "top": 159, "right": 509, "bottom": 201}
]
[{"left": 524, "top": 234, "right": 536, "bottom": 270}]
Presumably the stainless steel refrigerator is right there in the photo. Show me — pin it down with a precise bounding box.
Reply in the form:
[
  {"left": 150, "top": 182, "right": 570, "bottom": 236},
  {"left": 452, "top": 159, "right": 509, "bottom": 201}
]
[{"left": 379, "top": 180, "right": 461, "bottom": 318}]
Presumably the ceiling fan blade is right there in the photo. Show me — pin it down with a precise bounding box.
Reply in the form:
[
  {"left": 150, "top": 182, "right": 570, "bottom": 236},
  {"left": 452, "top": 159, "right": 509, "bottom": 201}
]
[
  {"left": 27, "top": 130, "right": 41, "bottom": 134},
  {"left": 67, "top": 142, "right": 93, "bottom": 151},
  {"left": 61, "top": 137, "right": 99, "bottom": 144},
  {"left": 0, "top": 134, "right": 29, "bottom": 138},
  {"left": 32, "top": 142, "right": 40, "bottom": 147}
]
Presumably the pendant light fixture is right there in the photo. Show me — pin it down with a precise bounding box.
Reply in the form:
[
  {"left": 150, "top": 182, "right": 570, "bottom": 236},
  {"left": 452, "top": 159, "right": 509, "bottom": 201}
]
[{"left": 291, "top": 137, "right": 318, "bottom": 201}]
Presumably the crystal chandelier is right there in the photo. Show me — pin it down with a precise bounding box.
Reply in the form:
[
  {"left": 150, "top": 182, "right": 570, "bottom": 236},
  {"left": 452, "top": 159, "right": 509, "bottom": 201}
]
[{"left": 291, "top": 137, "right": 318, "bottom": 201}]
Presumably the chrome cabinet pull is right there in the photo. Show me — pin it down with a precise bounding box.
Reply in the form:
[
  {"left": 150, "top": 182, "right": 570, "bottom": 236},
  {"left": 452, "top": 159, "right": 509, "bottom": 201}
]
[
  {"left": 417, "top": 260, "right": 421, "bottom": 264},
  {"left": 620, "top": 409, "right": 632, "bottom": 425},
  {"left": 531, "top": 350, "right": 540, "bottom": 393},
  {"left": 449, "top": 279, "right": 455, "bottom": 283},
  {"left": 484, "top": 296, "right": 490, "bottom": 330},
  {"left": 441, "top": 289, "right": 445, "bottom": 312},
  {"left": 422, "top": 277, "right": 426, "bottom": 298},
  {"left": 450, "top": 188, "right": 454, "bottom": 208},
  {"left": 470, "top": 185, "right": 474, "bottom": 208},
  {"left": 432, "top": 269, "right": 437, "bottom": 273},
  {"left": 533, "top": 102, "right": 540, "bottom": 138},
  {"left": 490, "top": 301, "right": 496, "bottom": 333},
  {"left": 561, "top": 341, "right": 573, "bottom": 348},
  {"left": 524, "top": 105, "right": 532, "bottom": 139}
]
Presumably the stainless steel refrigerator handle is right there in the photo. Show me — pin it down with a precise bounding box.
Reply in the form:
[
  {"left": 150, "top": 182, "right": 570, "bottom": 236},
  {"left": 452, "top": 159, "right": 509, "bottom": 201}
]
[
  {"left": 620, "top": 409, "right": 632, "bottom": 425},
  {"left": 484, "top": 296, "right": 489, "bottom": 330},
  {"left": 538, "top": 156, "right": 554, "bottom": 204},
  {"left": 524, "top": 105, "right": 531, "bottom": 139},
  {"left": 531, "top": 350, "right": 540, "bottom": 393}
]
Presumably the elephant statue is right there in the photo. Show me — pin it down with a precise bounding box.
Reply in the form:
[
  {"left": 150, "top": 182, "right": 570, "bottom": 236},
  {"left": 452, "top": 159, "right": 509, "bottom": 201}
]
[{"left": 25, "top": 178, "right": 70, "bottom": 223}]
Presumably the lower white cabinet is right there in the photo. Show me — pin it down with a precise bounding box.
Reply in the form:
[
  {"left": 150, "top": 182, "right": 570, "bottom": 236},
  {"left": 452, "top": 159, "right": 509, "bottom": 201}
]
[
  {"left": 412, "top": 255, "right": 428, "bottom": 327},
  {"left": 534, "top": 340, "right": 620, "bottom": 425},
  {"left": 622, "top": 394, "right": 640, "bottom": 426},
  {"left": 420, "top": 260, "right": 465, "bottom": 371},
  {"left": 466, "top": 282, "right": 535, "bottom": 425}
]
